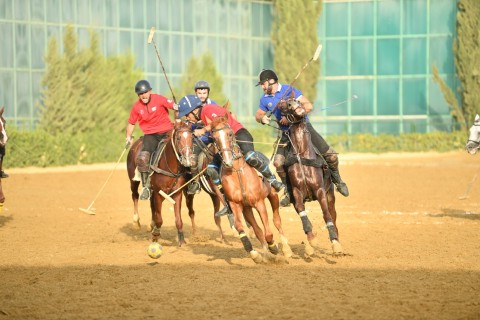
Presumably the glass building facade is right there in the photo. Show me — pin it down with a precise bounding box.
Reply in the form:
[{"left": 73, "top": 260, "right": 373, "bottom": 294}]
[{"left": 0, "top": 0, "right": 458, "bottom": 135}]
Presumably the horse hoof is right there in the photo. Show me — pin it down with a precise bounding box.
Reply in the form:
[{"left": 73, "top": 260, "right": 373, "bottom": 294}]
[
  {"left": 304, "top": 242, "right": 315, "bottom": 256},
  {"left": 308, "top": 237, "right": 319, "bottom": 248},
  {"left": 332, "top": 240, "right": 343, "bottom": 254},
  {"left": 282, "top": 244, "right": 293, "bottom": 258},
  {"left": 250, "top": 250, "right": 263, "bottom": 264}
]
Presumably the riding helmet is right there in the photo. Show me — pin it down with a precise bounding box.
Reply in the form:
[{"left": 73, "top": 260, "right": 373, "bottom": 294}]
[
  {"left": 194, "top": 80, "right": 210, "bottom": 91},
  {"left": 177, "top": 94, "right": 203, "bottom": 119},
  {"left": 256, "top": 69, "right": 278, "bottom": 86},
  {"left": 135, "top": 80, "right": 152, "bottom": 95}
]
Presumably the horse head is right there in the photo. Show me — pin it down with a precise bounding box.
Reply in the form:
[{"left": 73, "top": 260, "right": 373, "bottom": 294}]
[
  {"left": 0, "top": 106, "right": 8, "bottom": 147},
  {"left": 466, "top": 114, "right": 480, "bottom": 155},
  {"left": 172, "top": 121, "right": 195, "bottom": 167},
  {"left": 210, "top": 114, "right": 237, "bottom": 168},
  {"left": 277, "top": 98, "right": 306, "bottom": 123}
]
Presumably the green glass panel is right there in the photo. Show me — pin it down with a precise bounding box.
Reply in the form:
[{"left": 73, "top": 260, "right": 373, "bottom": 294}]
[
  {"left": 15, "top": 0, "right": 29, "bottom": 20},
  {"left": 31, "top": 0, "right": 44, "bottom": 22},
  {"left": 105, "top": 0, "right": 118, "bottom": 28},
  {"left": 325, "top": 80, "right": 348, "bottom": 116},
  {"left": 15, "top": 24, "right": 29, "bottom": 68},
  {"left": 325, "top": 2, "right": 348, "bottom": 37},
  {"left": 31, "top": 25, "right": 45, "bottom": 68},
  {"left": 77, "top": 0, "right": 89, "bottom": 25},
  {"left": 351, "top": 120, "right": 374, "bottom": 133},
  {"left": 0, "top": 23, "right": 13, "bottom": 68},
  {"left": 0, "top": 0, "right": 13, "bottom": 20},
  {"left": 132, "top": 0, "right": 144, "bottom": 29},
  {"left": 351, "top": 80, "right": 373, "bottom": 116},
  {"left": 351, "top": 39, "right": 373, "bottom": 75},
  {"left": 119, "top": 31, "right": 131, "bottom": 53},
  {"left": 351, "top": 1, "right": 373, "bottom": 36},
  {"left": 403, "top": 119, "right": 427, "bottom": 133},
  {"left": 119, "top": 0, "right": 130, "bottom": 28},
  {"left": 62, "top": 0, "right": 75, "bottom": 23},
  {"left": 46, "top": 0, "right": 60, "bottom": 23},
  {"left": 157, "top": 0, "right": 170, "bottom": 30},
  {"left": 16, "top": 71, "right": 31, "bottom": 117},
  {"left": 377, "top": 79, "right": 399, "bottom": 115},
  {"left": 0, "top": 71, "right": 14, "bottom": 115},
  {"left": 92, "top": 0, "right": 106, "bottom": 26},
  {"left": 428, "top": 78, "right": 450, "bottom": 115},
  {"left": 403, "top": 79, "right": 426, "bottom": 115},
  {"left": 377, "top": 0, "right": 400, "bottom": 35},
  {"left": 378, "top": 120, "right": 400, "bottom": 134},
  {"left": 403, "top": 0, "right": 427, "bottom": 34},
  {"left": 325, "top": 40, "right": 348, "bottom": 76},
  {"left": 183, "top": 0, "right": 194, "bottom": 33},
  {"left": 403, "top": 38, "right": 426, "bottom": 74},
  {"left": 429, "top": 37, "right": 454, "bottom": 74},
  {"left": 430, "top": 0, "right": 456, "bottom": 33},
  {"left": 377, "top": 39, "right": 400, "bottom": 75}
]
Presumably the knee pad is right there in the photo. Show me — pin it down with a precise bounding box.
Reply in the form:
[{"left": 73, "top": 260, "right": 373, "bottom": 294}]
[
  {"left": 244, "top": 151, "right": 266, "bottom": 168},
  {"left": 206, "top": 164, "right": 221, "bottom": 185},
  {"left": 136, "top": 151, "right": 151, "bottom": 172},
  {"left": 323, "top": 148, "right": 338, "bottom": 165}
]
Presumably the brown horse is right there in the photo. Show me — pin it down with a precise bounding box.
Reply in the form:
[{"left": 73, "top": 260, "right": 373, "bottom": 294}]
[
  {"left": 0, "top": 106, "right": 7, "bottom": 210},
  {"left": 278, "top": 98, "right": 343, "bottom": 256},
  {"left": 126, "top": 121, "right": 194, "bottom": 246},
  {"left": 210, "top": 114, "right": 292, "bottom": 263},
  {"left": 182, "top": 141, "right": 236, "bottom": 242}
]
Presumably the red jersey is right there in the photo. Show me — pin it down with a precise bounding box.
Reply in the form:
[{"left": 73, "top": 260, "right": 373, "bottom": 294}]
[
  {"left": 128, "top": 94, "right": 175, "bottom": 134},
  {"left": 200, "top": 104, "right": 244, "bottom": 133}
]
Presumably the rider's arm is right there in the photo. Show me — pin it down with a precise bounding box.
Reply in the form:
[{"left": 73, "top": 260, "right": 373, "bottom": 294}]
[
  {"left": 298, "top": 96, "right": 313, "bottom": 113},
  {"left": 255, "top": 109, "right": 267, "bottom": 123}
]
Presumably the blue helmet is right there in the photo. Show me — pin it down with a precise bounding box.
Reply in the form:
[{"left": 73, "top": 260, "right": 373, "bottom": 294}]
[{"left": 177, "top": 94, "right": 203, "bottom": 118}]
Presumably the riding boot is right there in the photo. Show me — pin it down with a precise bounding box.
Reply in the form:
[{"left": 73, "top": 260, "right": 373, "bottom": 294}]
[
  {"left": 323, "top": 148, "right": 349, "bottom": 197},
  {"left": 278, "top": 172, "right": 291, "bottom": 207},
  {"left": 140, "top": 172, "right": 151, "bottom": 200},
  {"left": 215, "top": 194, "right": 233, "bottom": 217},
  {"left": 187, "top": 168, "right": 201, "bottom": 195},
  {"left": 245, "top": 151, "right": 284, "bottom": 192}
]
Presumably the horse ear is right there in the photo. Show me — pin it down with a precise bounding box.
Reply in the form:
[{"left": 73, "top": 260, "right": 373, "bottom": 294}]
[
  {"left": 290, "top": 90, "right": 295, "bottom": 99},
  {"left": 475, "top": 114, "right": 480, "bottom": 124},
  {"left": 222, "top": 100, "right": 230, "bottom": 109}
]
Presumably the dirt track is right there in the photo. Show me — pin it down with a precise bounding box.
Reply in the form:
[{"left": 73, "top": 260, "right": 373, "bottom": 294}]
[{"left": 1, "top": 151, "right": 479, "bottom": 319}]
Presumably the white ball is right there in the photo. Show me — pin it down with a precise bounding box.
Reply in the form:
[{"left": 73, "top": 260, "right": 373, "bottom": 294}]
[{"left": 147, "top": 242, "right": 163, "bottom": 259}]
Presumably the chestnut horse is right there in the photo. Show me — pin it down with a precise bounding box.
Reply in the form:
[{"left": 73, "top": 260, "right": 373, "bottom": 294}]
[
  {"left": 210, "top": 114, "right": 292, "bottom": 263},
  {"left": 466, "top": 114, "right": 480, "bottom": 155},
  {"left": 126, "top": 121, "right": 194, "bottom": 246},
  {"left": 0, "top": 106, "right": 7, "bottom": 211},
  {"left": 277, "top": 98, "right": 343, "bottom": 256}
]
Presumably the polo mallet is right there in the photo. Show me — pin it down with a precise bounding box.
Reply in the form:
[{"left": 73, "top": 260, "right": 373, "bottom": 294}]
[
  {"left": 147, "top": 27, "right": 177, "bottom": 103},
  {"left": 319, "top": 95, "right": 359, "bottom": 111},
  {"left": 266, "top": 44, "right": 323, "bottom": 118},
  {"left": 159, "top": 167, "right": 208, "bottom": 204},
  {"left": 79, "top": 138, "right": 133, "bottom": 215}
]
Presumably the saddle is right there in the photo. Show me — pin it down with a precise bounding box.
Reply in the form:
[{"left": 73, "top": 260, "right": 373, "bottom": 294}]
[{"left": 149, "top": 138, "right": 183, "bottom": 178}]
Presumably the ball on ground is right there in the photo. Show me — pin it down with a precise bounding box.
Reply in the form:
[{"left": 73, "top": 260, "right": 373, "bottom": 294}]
[{"left": 147, "top": 242, "right": 163, "bottom": 259}]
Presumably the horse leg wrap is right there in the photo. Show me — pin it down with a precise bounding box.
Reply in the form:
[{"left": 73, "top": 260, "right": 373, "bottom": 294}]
[
  {"left": 239, "top": 232, "right": 253, "bottom": 252},
  {"left": 178, "top": 231, "right": 185, "bottom": 244},
  {"left": 268, "top": 242, "right": 279, "bottom": 255},
  {"left": 326, "top": 222, "right": 338, "bottom": 241},
  {"left": 151, "top": 226, "right": 161, "bottom": 238},
  {"left": 300, "top": 214, "right": 312, "bottom": 234}
]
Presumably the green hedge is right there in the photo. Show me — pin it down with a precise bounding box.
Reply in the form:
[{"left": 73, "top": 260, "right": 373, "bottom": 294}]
[{"left": 4, "top": 127, "right": 467, "bottom": 169}]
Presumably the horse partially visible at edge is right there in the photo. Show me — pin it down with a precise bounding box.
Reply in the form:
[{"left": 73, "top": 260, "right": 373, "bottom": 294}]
[
  {"left": 0, "top": 106, "right": 8, "bottom": 208},
  {"left": 466, "top": 114, "right": 480, "bottom": 155},
  {"left": 126, "top": 121, "right": 194, "bottom": 246},
  {"left": 210, "top": 114, "right": 292, "bottom": 263},
  {"left": 277, "top": 98, "right": 343, "bottom": 256}
]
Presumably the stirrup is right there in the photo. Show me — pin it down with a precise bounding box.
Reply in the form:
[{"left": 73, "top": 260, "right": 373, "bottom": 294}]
[
  {"left": 187, "top": 181, "right": 201, "bottom": 195},
  {"left": 140, "top": 187, "right": 151, "bottom": 200},
  {"left": 214, "top": 206, "right": 231, "bottom": 217}
]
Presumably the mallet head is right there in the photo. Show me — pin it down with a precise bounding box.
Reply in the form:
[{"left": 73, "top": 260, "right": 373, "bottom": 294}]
[{"left": 147, "top": 27, "right": 156, "bottom": 44}]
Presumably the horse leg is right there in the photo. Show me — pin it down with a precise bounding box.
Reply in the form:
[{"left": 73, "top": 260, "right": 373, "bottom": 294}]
[
  {"left": 130, "top": 179, "right": 141, "bottom": 229},
  {"left": 318, "top": 189, "right": 343, "bottom": 255},
  {"left": 183, "top": 190, "right": 196, "bottom": 236},
  {"left": 267, "top": 191, "right": 292, "bottom": 258},
  {"left": 211, "top": 193, "right": 229, "bottom": 242},
  {"left": 253, "top": 201, "right": 279, "bottom": 256},
  {"left": 151, "top": 196, "right": 163, "bottom": 242},
  {"left": 230, "top": 202, "right": 262, "bottom": 264},
  {"left": 172, "top": 193, "right": 186, "bottom": 247},
  {"left": 292, "top": 189, "right": 317, "bottom": 256}
]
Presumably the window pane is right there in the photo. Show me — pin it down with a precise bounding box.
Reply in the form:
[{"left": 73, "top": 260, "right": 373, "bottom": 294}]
[
  {"left": 325, "top": 40, "right": 348, "bottom": 76},
  {"left": 119, "top": 31, "right": 131, "bottom": 53},
  {"left": 92, "top": 0, "right": 106, "bottom": 27},
  {"left": 105, "top": 29, "right": 118, "bottom": 55},
  {"left": 377, "top": 79, "right": 399, "bottom": 115},
  {"left": 403, "top": 0, "right": 426, "bottom": 34},
  {"left": 31, "top": 0, "right": 44, "bottom": 22},
  {"left": 0, "top": 71, "right": 14, "bottom": 115},
  {"left": 325, "top": 80, "right": 348, "bottom": 116},
  {"left": 351, "top": 80, "right": 373, "bottom": 116},
  {"left": 404, "top": 119, "right": 427, "bottom": 133},
  {"left": 15, "top": 24, "right": 29, "bottom": 68},
  {"left": 31, "top": 25, "right": 45, "bottom": 68},
  {"left": 430, "top": 37, "right": 454, "bottom": 74},
  {"left": 16, "top": 71, "right": 31, "bottom": 117},
  {"left": 119, "top": 0, "right": 131, "bottom": 28},
  {"left": 378, "top": 120, "right": 400, "bottom": 134},
  {"left": 403, "top": 79, "right": 426, "bottom": 115},
  {"left": 46, "top": 0, "right": 60, "bottom": 23},
  {"left": 325, "top": 2, "right": 348, "bottom": 37},
  {"left": 62, "top": 0, "right": 76, "bottom": 23},
  {"left": 403, "top": 38, "right": 426, "bottom": 74},
  {"left": 428, "top": 78, "right": 450, "bottom": 115},
  {"left": 351, "top": 39, "right": 373, "bottom": 75},
  {"left": 377, "top": 39, "right": 399, "bottom": 75},
  {"left": 77, "top": 0, "right": 89, "bottom": 25},
  {"left": 171, "top": 0, "right": 181, "bottom": 32},
  {"left": 351, "top": 120, "right": 374, "bottom": 134},
  {"left": 430, "top": 0, "right": 456, "bottom": 33},
  {"left": 351, "top": 2, "right": 373, "bottom": 36},
  {"left": 0, "top": 0, "right": 13, "bottom": 20},
  {"left": 15, "top": 0, "right": 29, "bottom": 20},
  {"left": 0, "top": 23, "right": 13, "bottom": 68},
  {"left": 377, "top": 0, "right": 400, "bottom": 35}
]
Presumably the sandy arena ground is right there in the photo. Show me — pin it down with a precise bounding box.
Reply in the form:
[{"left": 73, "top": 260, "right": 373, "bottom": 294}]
[{"left": 0, "top": 151, "right": 479, "bottom": 319}]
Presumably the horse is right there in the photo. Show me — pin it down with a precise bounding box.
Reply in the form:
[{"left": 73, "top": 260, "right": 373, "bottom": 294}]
[
  {"left": 182, "top": 141, "right": 236, "bottom": 242},
  {"left": 277, "top": 98, "right": 343, "bottom": 256},
  {"left": 126, "top": 121, "right": 195, "bottom": 246},
  {"left": 209, "top": 114, "right": 292, "bottom": 263},
  {"left": 466, "top": 114, "right": 480, "bottom": 155},
  {"left": 0, "top": 106, "right": 7, "bottom": 209}
]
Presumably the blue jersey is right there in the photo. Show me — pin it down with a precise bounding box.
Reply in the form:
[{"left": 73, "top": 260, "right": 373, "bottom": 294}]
[{"left": 258, "top": 83, "right": 307, "bottom": 131}]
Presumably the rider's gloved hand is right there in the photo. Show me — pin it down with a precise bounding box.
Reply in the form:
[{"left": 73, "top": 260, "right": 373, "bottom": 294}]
[
  {"left": 125, "top": 136, "right": 133, "bottom": 146},
  {"left": 261, "top": 114, "right": 271, "bottom": 125}
]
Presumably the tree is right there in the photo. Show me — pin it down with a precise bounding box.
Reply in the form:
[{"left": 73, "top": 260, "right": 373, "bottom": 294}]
[
  {"left": 271, "top": 0, "right": 323, "bottom": 102},
  {"left": 177, "top": 51, "right": 227, "bottom": 106},
  {"left": 38, "top": 25, "right": 142, "bottom": 135},
  {"left": 433, "top": 0, "right": 480, "bottom": 130}
]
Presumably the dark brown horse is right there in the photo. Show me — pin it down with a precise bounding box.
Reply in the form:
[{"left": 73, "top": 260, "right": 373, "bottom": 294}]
[
  {"left": 0, "top": 106, "right": 7, "bottom": 209},
  {"left": 210, "top": 114, "right": 292, "bottom": 263},
  {"left": 126, "top": 121, "right": 194, "bottom": 246},
  {"left": 278, "top": 98, "right": 343, "bottom": 256}
]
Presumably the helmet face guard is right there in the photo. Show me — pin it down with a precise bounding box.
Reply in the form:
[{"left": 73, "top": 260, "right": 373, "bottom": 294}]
[
  {"left": 135, "top": 80, "right": 152, "bottom": 95},
  {"left": 177, "top": 94, "right": 203, "bottom": 119}
]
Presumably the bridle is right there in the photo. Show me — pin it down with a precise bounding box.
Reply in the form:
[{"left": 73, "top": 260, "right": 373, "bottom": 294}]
[
  {"left": 211, "top": 123, "right": 242, "bottom": 165},
  {"left": 171, "top": 125, "right": 194, "bottom": 165}
]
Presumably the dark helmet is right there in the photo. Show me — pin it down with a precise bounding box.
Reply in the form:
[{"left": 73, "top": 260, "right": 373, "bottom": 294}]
[
  {"left": 256, "top": 69, "right": 278, "bottom": 86},
  {"left": 135, "top": 80, "right": 152, "bottom": 95},
  {"left": 177, "top": 94, "right": 203, "bottom": 119},
  {"left": 194, "top": 80, "right": 210, "bottom": 91}
]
